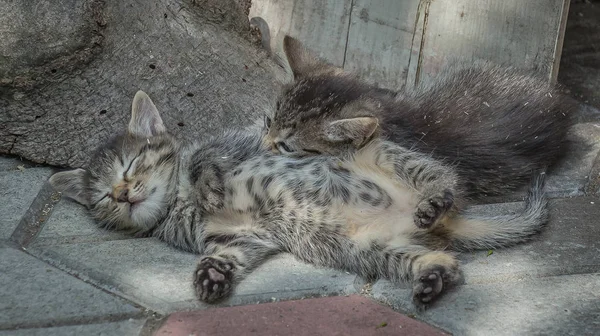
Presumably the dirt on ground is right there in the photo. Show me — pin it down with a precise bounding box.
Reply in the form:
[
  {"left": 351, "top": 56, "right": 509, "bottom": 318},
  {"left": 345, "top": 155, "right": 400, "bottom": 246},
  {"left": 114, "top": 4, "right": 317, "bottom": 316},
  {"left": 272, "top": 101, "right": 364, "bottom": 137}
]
[{"left": 559, "top": 0, "right": 600, "bottom": 109}]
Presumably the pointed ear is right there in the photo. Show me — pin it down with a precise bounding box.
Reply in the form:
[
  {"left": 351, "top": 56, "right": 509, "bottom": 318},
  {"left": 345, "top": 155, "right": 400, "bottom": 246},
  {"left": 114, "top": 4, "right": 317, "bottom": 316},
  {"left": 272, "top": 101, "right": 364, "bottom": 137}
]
[
  {"left": 49, "top": 169, "right": 89, "bottom": 206},
  {"left": 128, "top": 91, "right": 166, "bottom": 137},
  {"left": 324, "top": 117, "right": 379, "bottom": 147},
  {"left": 283, "top": 35, "right": 339, "bottom": 79}
]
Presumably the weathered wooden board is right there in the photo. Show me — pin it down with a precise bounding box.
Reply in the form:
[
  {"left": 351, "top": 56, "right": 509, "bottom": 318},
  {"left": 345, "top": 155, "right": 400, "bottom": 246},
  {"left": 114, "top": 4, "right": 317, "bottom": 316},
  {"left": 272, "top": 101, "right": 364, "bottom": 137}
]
[
  {"left": 250, "top": 0, "right": 570, "bottom": 89},
  {"left": 249, "top": 0, "right": 352, "bottom": 68},
  {"left": 344, "top": 0, "right": 420, "bottom": 91},
  {"left": 407, "top": 0, "right": 571, "bottom": 86}
]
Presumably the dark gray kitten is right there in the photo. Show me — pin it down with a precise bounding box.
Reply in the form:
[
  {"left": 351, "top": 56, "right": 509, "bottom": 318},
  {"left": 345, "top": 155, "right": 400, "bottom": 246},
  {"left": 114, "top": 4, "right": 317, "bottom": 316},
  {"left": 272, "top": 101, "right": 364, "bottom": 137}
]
[
  {"left": 266, "top": 36, "right": 576, "bottom": 199},
  {"left": 49, "top": 91, "right": 547, "bottom": 307}
]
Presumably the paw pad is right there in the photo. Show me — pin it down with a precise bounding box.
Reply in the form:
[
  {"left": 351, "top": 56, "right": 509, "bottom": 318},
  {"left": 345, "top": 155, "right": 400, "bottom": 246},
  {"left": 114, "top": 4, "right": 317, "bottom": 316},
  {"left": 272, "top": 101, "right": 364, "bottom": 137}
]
[{"left": 194, "top": 257, "right": 234, "bottom": 303}]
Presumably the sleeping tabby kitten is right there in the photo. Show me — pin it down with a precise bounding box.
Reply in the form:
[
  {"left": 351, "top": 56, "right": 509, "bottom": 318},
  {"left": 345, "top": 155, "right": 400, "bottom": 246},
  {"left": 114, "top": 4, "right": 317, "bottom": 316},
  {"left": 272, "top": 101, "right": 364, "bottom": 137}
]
[
  {"left": 266, "top": 36, "right": 576, "bottom": 199},
  {"left": 49, "top": 91, "right": 547, "bottom": 307}
]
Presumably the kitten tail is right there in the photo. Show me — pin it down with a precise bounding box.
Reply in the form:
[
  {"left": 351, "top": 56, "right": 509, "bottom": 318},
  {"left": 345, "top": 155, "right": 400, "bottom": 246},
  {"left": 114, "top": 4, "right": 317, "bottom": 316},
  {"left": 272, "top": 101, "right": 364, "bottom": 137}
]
[{"left": 431, "top": 171, "right": 548, "bottom": 251}]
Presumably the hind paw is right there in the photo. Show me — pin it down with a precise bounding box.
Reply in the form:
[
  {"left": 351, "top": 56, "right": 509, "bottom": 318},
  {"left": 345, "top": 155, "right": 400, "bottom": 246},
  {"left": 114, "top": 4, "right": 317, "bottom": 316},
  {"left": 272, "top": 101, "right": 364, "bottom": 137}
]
[
  {"left": 412, "top": 265, "right": 459, "bottom": 307},
  {"left": 194, "top": 257, "right": 234, "bottom": 303},
  {"left": 414, "top": 190, "right": 454, "bottom": 229}
]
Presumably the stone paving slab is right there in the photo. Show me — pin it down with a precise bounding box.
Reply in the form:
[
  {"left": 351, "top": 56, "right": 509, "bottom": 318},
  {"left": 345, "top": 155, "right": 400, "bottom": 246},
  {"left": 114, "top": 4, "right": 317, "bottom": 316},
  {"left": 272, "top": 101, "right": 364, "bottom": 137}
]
[
  {"left": 154, "top": 295, "right": 448, "bottom": 336},
  {"left": 371, "top": 273, "right": 600, "bottom": 336},
  {"left": 0, "top": 319, "right": 146, "bottom": 336},
  {"left": 0, "top": 157, "right": 52, "bottom": 239},
  {"left": 0, "top": 156, "right": 31, "bottom": 171},
  {"left": 33, "top": 199, "right": 128, "bottom": 246},
  {"left": 26, "top": 197, "right": 600, "bottom": 319},
  {"left": 28, "top": 239, "right": 357, "bottom": 314},
  {"left": 460, "top": 197, "right": 600, "bottom": 283},
  {"left": 0, "top": 246, "right": 141, "bottom": 330}
]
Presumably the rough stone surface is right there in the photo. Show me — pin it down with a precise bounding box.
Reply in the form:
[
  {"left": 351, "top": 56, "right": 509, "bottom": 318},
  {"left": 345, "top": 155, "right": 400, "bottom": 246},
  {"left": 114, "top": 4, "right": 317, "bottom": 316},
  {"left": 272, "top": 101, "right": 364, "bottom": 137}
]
[
  {"left": 0, "top": 0, "right": 285, "bottom": 167},
  {"left": 0, "top": 319, "right": 146, "bottom": 336},
  {"left": 155, "top": 295, "right": 448, "bottom": 336},
  {"left": 0, "top": 247, "right": 140, "bottom": 330},
  {"left": 0, "top": 157, "right": 52, "bottom": 239},
  {"left": 29, "top": 239, "right": 357, "bottom": 314},
  {"left": 0, "top": 0, "right": 100, "bottom": 78}
]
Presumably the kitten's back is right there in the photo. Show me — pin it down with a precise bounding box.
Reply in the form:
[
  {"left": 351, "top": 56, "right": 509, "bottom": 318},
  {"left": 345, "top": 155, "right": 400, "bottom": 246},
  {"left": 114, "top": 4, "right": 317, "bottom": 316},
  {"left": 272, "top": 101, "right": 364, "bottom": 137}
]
[{"left": 381, "top": 62, "right": 576, "bottom": 196}]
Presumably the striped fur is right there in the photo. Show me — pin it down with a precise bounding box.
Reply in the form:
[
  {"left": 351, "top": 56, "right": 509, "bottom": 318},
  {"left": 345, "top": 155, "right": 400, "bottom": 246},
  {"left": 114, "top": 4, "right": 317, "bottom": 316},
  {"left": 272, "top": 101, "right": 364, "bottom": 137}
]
[
  {"left": 267, "top": 36, "right": 576, "bottom": 199},
  {"left": 49, "top": 91, "right": 548, "bottom": 308}
]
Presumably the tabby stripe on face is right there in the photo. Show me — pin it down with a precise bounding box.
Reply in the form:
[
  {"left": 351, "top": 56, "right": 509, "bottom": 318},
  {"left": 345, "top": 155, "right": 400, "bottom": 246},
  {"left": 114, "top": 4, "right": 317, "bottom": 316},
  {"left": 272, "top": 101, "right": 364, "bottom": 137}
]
[
  {"left": 135, "top": 162, "right": 153, "bottom": 175},
  {"left": 140, "top": 141, "right": 169, "bottom": 154}
]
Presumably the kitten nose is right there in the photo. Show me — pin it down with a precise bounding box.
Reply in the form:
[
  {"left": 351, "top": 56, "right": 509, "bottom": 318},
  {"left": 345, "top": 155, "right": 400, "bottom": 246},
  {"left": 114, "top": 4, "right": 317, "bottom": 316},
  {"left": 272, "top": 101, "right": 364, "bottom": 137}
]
[{"left": 113, "top": 185, "right": 129, "bottom": 202}]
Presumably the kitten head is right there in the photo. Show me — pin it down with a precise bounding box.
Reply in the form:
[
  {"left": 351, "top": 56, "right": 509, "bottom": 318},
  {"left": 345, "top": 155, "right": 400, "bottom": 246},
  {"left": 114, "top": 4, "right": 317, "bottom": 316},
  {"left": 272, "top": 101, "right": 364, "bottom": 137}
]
[
  {"left": 49, "top": 91, "right": 179, "bottom": 235},
  {"left": 265, "top": 36, "right": 385, "bottom": 157}
]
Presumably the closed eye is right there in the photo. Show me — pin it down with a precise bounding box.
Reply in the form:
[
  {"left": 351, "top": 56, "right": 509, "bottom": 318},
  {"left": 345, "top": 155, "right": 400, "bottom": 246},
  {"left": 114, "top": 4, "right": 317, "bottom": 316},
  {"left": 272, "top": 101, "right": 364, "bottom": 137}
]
[
  {"left": 264, "top": 115, "right": 272, "bottom": 129},
  {"left": 123, "top": 156, "right": 140, "bottom": 181},
  {"left": 92, "top": 193, "right": 110, "bottom": 207},
  {"left": 277, "top": 141, "right": 293, "bottom": 153}
]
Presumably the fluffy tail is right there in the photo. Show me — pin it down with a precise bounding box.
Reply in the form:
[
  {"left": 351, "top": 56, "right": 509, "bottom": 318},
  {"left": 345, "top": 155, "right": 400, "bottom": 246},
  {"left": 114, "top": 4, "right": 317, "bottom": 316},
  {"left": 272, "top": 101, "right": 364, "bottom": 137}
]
[{"left": 437, "top": 171, "right": 548, "bottom": 251}]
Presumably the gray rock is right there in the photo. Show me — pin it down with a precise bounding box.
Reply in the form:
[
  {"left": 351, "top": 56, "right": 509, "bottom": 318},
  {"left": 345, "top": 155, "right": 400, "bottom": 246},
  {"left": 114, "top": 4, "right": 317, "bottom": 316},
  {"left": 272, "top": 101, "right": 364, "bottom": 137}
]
[
  {"left": 0, "top": 0, "right": 284, "bottom": 167},
  {"left": 0, "top": 0, "right": 99, "bottom": 78},
  {"left": 0, "top": 247, "right": 140, "bottom": 329}
]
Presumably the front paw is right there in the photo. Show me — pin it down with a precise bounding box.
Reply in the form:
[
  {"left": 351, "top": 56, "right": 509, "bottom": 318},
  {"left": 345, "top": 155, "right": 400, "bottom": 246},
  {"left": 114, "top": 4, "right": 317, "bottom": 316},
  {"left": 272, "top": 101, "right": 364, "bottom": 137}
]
[
  {"left": 194, "top": 257, "right": 234, "bottom": 303},
  {"left": 414, "top": 189, "right": 454, "bottom": 229}
]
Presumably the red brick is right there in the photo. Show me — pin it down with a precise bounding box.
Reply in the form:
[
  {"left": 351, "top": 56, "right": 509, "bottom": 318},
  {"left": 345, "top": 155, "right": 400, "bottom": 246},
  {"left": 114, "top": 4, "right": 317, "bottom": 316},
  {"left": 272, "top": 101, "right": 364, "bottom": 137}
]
[{"left": 155, "top": 295, "right": 448, "bottom": 336}]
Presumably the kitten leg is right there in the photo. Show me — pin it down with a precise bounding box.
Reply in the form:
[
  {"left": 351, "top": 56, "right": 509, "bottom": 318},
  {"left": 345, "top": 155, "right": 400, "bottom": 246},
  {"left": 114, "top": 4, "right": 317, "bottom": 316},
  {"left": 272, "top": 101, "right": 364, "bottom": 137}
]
[
  {"left": 409, "top": 251, "right": 461, "bottom": 307},
  {"left": 286, "top": 235, "right": 460, "bottom": 307},
  {"left": 374, "top": 141, "right": 459, "bottom": 229},
  {"left": 194, "top": 233, "right": 280, "bottom": 303},
  {"left": 360, "top": 245, "right": 460, "bottom": 307}
]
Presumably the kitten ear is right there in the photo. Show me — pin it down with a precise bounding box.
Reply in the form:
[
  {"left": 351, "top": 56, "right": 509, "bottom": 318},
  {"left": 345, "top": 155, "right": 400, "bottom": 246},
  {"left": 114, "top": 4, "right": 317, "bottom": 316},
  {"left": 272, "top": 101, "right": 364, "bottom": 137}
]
[
  {"left": 49, "top": 169, "right": 89, "bottom": 206},
  {"left": 325, "top": 117, "right": 379, "bottom": 147},
  {"left": 128, "top": 91, "right": 166, "bottom": 137},
  {"left": 283, "top": 35, "right": 339, "bottom": 79}
]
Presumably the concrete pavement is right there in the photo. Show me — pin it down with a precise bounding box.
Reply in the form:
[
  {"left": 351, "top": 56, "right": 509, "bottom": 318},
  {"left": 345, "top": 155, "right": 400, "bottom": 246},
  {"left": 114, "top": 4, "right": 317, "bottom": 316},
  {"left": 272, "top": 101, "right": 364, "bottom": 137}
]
[{"left": 1, "top": 105, "right": 599, "bottom": 335}]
